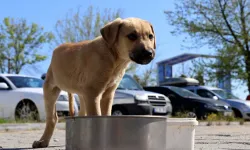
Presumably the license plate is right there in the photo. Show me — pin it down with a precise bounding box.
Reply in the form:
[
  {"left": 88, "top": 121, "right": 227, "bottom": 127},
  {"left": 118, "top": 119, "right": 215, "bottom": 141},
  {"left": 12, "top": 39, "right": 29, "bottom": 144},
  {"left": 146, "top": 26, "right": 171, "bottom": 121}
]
[
  {"left": 154, "top": 107, "right": 167, "bottom": 113},
  {"left": 224, "top": 112, "right": 232, "bottom": 116}
]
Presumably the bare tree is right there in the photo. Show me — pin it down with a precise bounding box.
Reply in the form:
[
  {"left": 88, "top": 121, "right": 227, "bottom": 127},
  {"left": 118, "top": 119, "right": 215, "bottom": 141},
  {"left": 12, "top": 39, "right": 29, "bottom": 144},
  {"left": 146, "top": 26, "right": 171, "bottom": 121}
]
[
  {"left": 132, "top": 61, "right": 157, "bottom": 87},
  {"left": 53, "top": 5, "right": 123, "bottom": 46}
]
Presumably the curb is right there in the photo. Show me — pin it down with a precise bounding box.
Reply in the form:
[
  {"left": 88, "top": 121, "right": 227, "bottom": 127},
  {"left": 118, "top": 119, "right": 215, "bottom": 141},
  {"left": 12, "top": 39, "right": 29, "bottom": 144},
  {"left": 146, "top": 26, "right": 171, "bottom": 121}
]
[{"left": 1, "top": 121, "right": 250, "bottom": 132}]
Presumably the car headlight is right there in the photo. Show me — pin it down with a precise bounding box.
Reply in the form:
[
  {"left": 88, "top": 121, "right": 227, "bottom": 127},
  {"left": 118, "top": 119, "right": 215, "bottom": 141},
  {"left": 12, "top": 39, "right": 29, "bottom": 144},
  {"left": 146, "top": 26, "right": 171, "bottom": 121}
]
[
  {"left": 135, "top": 94, "right": 148, "bottom": 101},
  {"left": 134, "top": 94, "right": 149, "bottom": 104}
]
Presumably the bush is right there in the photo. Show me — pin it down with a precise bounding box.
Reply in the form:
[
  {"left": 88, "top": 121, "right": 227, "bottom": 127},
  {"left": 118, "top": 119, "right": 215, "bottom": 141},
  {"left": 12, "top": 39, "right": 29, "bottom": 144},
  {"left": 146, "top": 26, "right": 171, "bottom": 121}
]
[
  {"left": 171, "top": 111, "right": 196, "bottom": 118},
  {"left": 206, "top": 113, "right": 218, "bottom": 126}
]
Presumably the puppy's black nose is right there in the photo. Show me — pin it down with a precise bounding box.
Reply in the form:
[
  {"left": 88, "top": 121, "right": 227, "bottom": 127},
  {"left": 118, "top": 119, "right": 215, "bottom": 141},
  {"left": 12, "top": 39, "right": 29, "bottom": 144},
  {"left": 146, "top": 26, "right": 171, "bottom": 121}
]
[{"left": 142, "top": 49, "right": 153, "bottom": 57}]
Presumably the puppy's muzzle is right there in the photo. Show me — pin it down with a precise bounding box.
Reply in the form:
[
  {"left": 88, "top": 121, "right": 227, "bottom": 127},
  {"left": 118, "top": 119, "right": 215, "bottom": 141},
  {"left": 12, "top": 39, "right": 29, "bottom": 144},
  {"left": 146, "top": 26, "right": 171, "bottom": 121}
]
[{"left": 129, "top": 48, "right": 154, "bottom": 65}]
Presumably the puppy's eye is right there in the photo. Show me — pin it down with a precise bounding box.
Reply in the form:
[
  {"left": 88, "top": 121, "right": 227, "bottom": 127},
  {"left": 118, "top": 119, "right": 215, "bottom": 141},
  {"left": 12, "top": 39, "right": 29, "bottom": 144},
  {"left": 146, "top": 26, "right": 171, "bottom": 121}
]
[
  {"left": 149, "top": 34, "right": 154, "bottom": 40},
  {"left": 127, "top": 33, "right": 138, "bottom": 41}
]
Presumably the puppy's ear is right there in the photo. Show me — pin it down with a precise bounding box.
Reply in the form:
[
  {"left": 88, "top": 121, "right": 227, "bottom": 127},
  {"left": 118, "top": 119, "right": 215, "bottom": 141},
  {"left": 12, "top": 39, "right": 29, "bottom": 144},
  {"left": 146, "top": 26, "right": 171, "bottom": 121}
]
[
  {"left": 100, "top": 18, "right": 123, "bottom": 48},
  {"left": 149, "top": 23, "right": 156, "bottom": 49}
]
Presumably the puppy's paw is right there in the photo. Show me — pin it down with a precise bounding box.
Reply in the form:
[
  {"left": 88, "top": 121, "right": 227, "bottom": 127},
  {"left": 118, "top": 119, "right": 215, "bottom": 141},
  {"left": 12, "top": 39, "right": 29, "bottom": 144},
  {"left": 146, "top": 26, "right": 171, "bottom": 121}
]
[{"left": 32, "top": 140, "right": 49, "bottom": 148}]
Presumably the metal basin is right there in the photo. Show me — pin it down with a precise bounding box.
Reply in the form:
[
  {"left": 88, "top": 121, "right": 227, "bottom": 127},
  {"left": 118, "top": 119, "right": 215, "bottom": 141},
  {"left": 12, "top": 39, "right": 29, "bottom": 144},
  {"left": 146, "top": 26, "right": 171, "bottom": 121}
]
[{"left": 65, "top": 115, "right": 168, "bottom": 150}]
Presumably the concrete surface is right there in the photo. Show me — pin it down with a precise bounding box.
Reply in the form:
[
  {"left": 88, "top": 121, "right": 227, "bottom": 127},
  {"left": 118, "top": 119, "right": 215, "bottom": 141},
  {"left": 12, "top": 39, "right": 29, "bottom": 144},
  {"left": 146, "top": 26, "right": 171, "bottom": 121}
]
[
  {"left": 0, "top": 123, "right": 66, "bottom": 132},
  {"left": 195, "top": 125, "right": 250, "bottom": 150},
  {"left": 1, "top": 125, "right": 250, "bottom": 150}
]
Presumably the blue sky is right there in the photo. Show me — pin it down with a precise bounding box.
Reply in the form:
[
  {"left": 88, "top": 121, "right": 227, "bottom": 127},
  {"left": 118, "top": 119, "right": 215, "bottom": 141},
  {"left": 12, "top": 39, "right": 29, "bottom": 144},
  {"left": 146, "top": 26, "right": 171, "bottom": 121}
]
[{"left": 0, "top": 0, "right": 248, "bottom": 99}]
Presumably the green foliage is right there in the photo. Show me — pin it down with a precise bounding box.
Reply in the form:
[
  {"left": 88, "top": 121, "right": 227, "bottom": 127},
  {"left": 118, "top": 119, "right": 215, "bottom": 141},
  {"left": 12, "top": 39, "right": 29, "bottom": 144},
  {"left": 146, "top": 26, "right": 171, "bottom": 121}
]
[
  {"left": 53, "top": 5, "right": 123, "bottom": 45},
  {"left": 191, "top": 45, "right": 245, "bottom": 86},
  {"left": 0, "top": 17, "right": 54, "bottom": 74},
  {"left": 165, "top": 0, "right": 250, "bottom": 91},
  {"left": 194, "top": 70, "right": 205, "bottom": 85},
  {"left": 165, "top": 0, "right": 250, "bottom": 50},
  {"left": 180, "top": 74, "right": 187, "bottom": 78}
]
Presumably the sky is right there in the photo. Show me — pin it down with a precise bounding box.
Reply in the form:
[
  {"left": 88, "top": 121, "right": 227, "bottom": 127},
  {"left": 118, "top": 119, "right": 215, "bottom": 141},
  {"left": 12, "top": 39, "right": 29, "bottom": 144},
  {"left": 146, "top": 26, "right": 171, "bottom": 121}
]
[{"left": 0, "top": 0, "right": 248, "bottom": 99}]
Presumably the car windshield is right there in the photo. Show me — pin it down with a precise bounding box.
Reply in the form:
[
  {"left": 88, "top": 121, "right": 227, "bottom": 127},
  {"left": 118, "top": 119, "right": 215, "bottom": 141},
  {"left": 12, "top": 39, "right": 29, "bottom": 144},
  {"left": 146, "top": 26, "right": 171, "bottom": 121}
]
[
  {"left": 167, "top": 86, "right": 201, "bottom": 98},
  {"left": 212, "top": 89, "right": 239, "bottom": 100},
  {"left": 117, "top": 75, "right": 143, "bottom": 90},
  {"left": 7, "top": 76, "right": 44, "bottom": 88}
]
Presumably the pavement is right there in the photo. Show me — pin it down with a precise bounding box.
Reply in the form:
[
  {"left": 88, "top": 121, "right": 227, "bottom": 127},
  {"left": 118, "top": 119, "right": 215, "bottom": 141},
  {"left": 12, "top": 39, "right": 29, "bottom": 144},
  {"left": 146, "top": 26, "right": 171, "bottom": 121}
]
[
  {"left": 0, "top": 123, "right": 66, "bottom": 132},
  {"left": 1, "top": 122, "right": 250, "bottom": 150}
]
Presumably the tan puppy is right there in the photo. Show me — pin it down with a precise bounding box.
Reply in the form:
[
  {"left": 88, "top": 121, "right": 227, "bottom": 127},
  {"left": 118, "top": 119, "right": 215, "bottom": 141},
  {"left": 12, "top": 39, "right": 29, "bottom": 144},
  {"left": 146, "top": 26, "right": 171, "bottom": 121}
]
[{"left": 32, "top": 17, "right": 156, "bottom": 148}]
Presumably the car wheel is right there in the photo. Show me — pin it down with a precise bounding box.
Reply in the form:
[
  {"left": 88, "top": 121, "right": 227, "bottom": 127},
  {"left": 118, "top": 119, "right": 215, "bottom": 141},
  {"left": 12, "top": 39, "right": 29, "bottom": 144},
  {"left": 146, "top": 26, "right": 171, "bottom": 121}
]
[
  {"left": 196, "top": 110, "right": 207, "bottom": 120},
  {"left": 15, "top": 100, "right": 39, "bottom": 121},
  {"left": 186, "top": 112, "right": 197, "bottom": 118},
  {"left": 112, "top": 110, "right": 124, "bottom": 116},
  {"left": 112, "top": 106, "right": 128, "bottom": 116},
  {"left": 232, "top": 108, "right": 243, "bottom": 118}
]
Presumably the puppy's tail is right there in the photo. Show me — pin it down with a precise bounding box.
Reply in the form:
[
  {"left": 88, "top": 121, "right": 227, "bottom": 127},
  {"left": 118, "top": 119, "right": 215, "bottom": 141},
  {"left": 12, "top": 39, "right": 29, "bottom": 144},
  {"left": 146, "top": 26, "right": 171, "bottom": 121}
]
[{"left": 68, "top": 92, "right": 75, "bottom": 117}]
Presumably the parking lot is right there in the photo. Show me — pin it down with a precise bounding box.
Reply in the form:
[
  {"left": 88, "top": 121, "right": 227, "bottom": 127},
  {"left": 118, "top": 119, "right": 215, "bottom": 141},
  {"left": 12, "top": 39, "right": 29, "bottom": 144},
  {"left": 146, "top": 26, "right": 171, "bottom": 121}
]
[{"left": 1, "top": 124, "right": 250, "bottom": 150}]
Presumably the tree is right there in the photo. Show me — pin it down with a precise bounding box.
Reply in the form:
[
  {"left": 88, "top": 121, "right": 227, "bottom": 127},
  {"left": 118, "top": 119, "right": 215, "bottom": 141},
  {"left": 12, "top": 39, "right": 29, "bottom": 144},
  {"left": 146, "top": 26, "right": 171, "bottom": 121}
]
[
  {"left": 191, "top": 45, "right": 245, "bottom": 85},
  {"left": 53, "top": 5, "right": 123, "bottom": 45},
  {"left": 189, "top": 58, "right": 207, "bottom": 85},
  {"left": 164, "top": 0, "right": 250, "bottom": 91},
  {"left": 131, "top": 62, "right": 157, "bottom": 87},
  {"left": 0, "top": 17, "right": 54, "bottom": 74}
]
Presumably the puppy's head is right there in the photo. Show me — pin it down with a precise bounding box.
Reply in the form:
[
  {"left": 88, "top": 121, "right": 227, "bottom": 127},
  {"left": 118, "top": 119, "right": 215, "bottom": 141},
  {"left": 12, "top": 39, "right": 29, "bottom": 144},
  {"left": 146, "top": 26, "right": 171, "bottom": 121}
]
[{"left": 100, "top": 17, "right": 156, "bottom": 65}]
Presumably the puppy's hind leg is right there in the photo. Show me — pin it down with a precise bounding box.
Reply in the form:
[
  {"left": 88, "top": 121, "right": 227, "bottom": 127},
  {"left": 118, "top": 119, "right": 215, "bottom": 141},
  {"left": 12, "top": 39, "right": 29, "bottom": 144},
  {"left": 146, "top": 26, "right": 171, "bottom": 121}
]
[
  {"left": 78, "top": 95, "right": 87, "bottom": 116},
  {"left": 32, "top": 77, "right": 61, "bottom": 148}
]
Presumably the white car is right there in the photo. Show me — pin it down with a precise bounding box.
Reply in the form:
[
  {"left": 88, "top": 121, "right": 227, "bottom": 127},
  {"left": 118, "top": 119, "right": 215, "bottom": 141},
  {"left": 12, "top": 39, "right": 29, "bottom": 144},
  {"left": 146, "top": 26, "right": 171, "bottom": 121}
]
[{"left": 0, "top": 74, "right": 79, "bottom": 121}]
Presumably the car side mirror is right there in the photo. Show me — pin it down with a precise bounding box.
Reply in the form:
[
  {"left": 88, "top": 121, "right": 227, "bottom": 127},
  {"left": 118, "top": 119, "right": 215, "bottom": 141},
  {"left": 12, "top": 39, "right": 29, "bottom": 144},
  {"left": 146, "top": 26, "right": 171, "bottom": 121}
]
[
  {"left": 212, "top": 96, "right": 219, "bottom": 100},
  {"left": 41, "top": 73, "right": 46, "bottom": 80},
  {"left": 0, "top": 83, "right": 8, "bottom": 89}
]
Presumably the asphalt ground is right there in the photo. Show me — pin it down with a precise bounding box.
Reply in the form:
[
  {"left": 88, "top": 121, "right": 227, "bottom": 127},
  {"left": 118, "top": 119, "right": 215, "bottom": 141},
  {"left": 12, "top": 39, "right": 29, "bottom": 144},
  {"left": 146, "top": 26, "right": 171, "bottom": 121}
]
[{"left": 1, "top": 123, "right": 250, "bottom": 150}]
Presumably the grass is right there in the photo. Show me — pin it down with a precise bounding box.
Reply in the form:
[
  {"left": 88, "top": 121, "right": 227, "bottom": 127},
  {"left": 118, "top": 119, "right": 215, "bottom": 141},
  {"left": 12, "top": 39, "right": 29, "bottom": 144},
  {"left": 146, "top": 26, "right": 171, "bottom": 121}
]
[
  {"left": 171, "top": 111, "right": 191, "bottom": 118},
  {"left": 0, "top": 118, "right": 44, "bottom": 124},
  {"left": 0, "top": 118, "right": 15, "bottom": 124},
  {"left": 170, "top": 111, "right": 246, "bottom": 125}
]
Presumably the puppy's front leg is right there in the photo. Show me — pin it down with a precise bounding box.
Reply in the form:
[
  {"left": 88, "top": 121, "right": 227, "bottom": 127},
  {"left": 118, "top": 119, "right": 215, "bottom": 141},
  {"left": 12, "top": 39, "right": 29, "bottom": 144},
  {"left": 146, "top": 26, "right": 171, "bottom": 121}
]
[
  {"left": 101, "top": 85, "right": 118, "bottom": 115},
  {"left": 84, "top": 92, "right": 102, "bottom": 116}
]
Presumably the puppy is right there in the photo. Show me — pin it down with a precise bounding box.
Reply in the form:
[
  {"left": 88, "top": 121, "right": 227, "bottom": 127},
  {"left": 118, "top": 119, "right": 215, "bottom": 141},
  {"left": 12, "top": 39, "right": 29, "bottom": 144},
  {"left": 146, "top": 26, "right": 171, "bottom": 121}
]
[{"left": 32, "top": 17, "right": 156, "bottom": 148}]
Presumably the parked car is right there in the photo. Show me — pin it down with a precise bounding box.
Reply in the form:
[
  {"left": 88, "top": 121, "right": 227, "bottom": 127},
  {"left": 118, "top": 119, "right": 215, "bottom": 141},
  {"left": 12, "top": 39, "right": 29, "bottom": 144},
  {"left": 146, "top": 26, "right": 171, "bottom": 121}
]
[
  {"left": 185, "top": 85, "right": 250, "bottom": 120},
  {"left": 112, "top": 74, "right": 172, "bottom": 116},
  {"left": 161, "top": 77, "right": 250, "bottom": 120},
  {"left": 0, "top": 74, "right": 79, "bottom": 121},
  {"left": 143, "top": 86, "right": 233, "bottom": 119}
]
